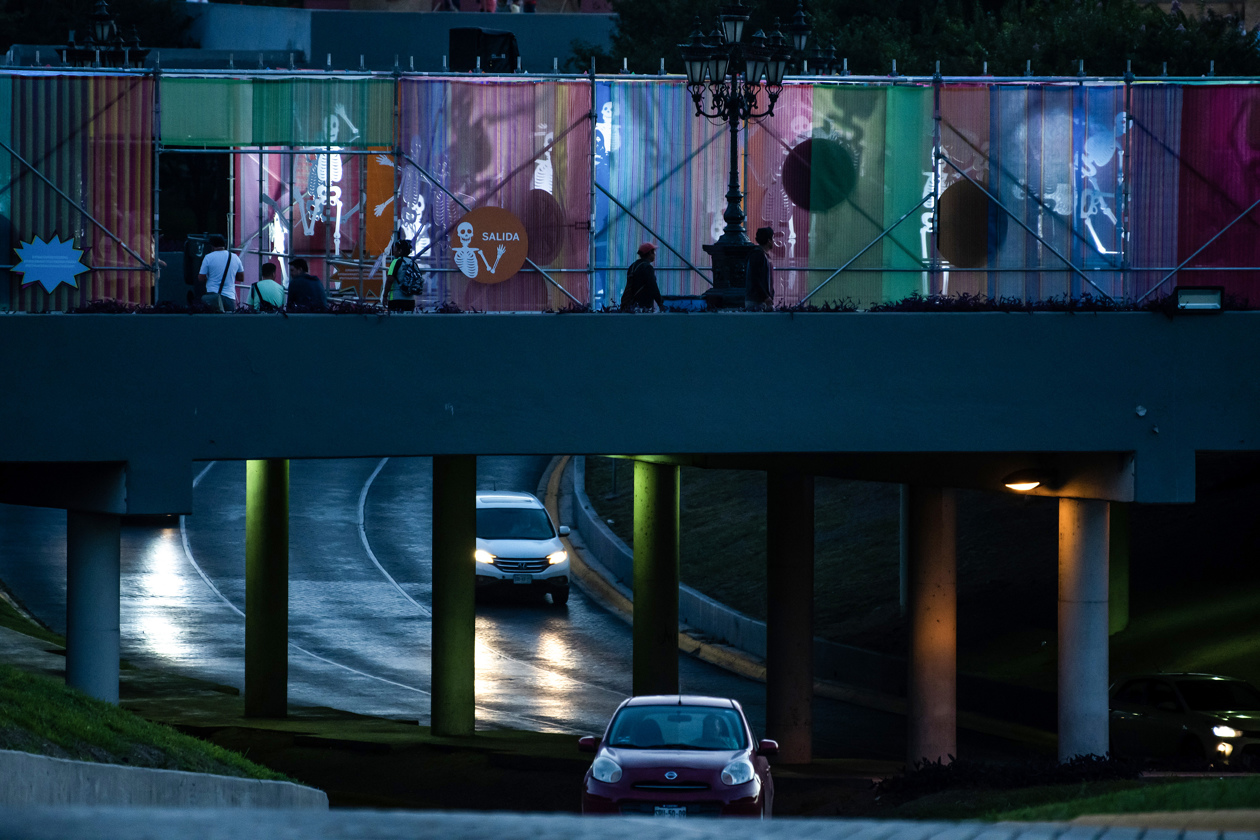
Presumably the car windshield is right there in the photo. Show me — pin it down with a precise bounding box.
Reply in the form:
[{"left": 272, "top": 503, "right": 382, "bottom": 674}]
[
  {"left": 476, "top": 507, "right": 554, "bottom": 540},
  {"left": 606, "top": 705, "right": 747, "bottom": 750},
  {"left": 1176, "top": 679, "right": 1260, "bottom": 711}
]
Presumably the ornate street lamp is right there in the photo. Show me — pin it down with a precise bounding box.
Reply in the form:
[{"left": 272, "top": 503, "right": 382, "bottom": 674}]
[
  {"left": 61, "top": 1, "right": 148, "bottom": 68},
  {"left": 679, "top": 3, "right": 803, "bottom": 308}
]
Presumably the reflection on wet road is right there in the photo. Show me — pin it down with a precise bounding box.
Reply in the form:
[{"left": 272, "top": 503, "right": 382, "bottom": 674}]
[{"left": 0, "top": 456, "right": 1027, "bottom": 761}]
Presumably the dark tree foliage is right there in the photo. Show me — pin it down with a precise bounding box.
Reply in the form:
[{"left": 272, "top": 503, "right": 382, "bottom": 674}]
[
  {"left": 0, "top": 0, "right": 195, "bottom": 54},
  {"left": 597, "top": 0, "right": 1260, "bottom": 77}
]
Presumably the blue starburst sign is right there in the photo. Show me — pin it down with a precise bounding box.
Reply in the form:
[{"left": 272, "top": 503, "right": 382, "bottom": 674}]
[{"left": 14, "top": 235, "right": 90, "bottom": 294}]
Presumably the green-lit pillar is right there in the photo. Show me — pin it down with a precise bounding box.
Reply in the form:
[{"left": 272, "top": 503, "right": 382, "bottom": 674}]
[
  {"left": 766, "top": 470, "right": 814, "bottom": 764},
  {"left": 1109, "top": 503, "right": 1130, "bottom": 635},
  {"left": 245, "top": 459, "right": 288, "bottom": 718},
  {"left": 432, "top": 454, "right": 476, "bottom": 736},
  {"left": 633, "top": 459, "right": 680, "bottom": 696}
]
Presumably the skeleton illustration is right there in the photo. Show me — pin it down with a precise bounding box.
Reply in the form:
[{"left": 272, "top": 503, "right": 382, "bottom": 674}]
[
  {"left": 533, "top": 123, "right": 555, "bottom": 194},
  {"left": 300, "top": 104, "right": 361, "bottom": 254},
  {"left": 452, "top": 221, "right": 505, "bottom": 279}
]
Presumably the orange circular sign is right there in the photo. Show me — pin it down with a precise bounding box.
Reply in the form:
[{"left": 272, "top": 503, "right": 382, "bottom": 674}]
[{"left": 451, "top": 206, "right": 529, "bottom": 285}]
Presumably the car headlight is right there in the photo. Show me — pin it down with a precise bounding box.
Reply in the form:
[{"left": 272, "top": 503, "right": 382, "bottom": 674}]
[
  {"left": 591, "top": 756, "right": 622, "bottom": 784},
  {"left": 474, "top": 550, "right": 496, "bottom": 564},
  {"left": 721, "top": 758, "right": 755, "bottom": 786},
  {"left": 547, "top": 550, "right": 567, "bottom": 565},
  {"left": 1214, "top": 725, "right": 1243, "bottom": 738}
]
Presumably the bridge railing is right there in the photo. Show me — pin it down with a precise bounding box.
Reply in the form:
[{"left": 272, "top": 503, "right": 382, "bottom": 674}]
[{"left": 2, "top": 69, "right": 1258, "bottom": 312}]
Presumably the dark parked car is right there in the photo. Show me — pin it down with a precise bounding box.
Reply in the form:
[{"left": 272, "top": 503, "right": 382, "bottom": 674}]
[
  {"left": 579, "top": 695, "right": 777, "bottom": 818},
  {"left": 1110, "top": 673, "right": 1260, "bottom": 766}
]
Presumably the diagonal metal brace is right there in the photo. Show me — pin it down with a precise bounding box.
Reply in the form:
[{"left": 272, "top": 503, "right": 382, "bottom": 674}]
[
  {"left": 1134, "top": 196, "right": 1260, "bottom": 303},
  {"left": 0, "top": 137, "right": 152, "bottom": 271},
  {"left": 940, "top": 155, "right": 1115, "bottom": 302},
  {"left": 399, "top": 153, "right": 581, "bottom": 306},
  {"left": 595, "top": 182, "right": 712, "bottom": 286},
  {"left": 799, "top": 194, "right": 930, "bottom": 305}
]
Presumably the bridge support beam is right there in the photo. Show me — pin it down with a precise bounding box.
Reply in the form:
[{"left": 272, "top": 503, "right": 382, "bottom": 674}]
[
  {"left": 66, "top": 511, "right": 121, "bottom": 703},
  {"left": 245, "top": 459, "right": 289, "bottom": 718},
  {"left": 632, "top": 459, "right": 680, "bottom": 696},
  {"left": 905, "top": 486, "right": 956, "bottom": 766},
  {"left": 766, "top": 470, "right": 814, "bottom": 764},
  {"left": 1059, "top": 497, "right": 1110, "bottom": 761},
  {"left": 432, "top": 454, "right": 476, "bottom": 736}
]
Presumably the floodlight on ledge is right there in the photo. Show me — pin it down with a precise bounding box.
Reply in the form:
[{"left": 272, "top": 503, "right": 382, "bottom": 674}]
[
  {"left": 1003, "top": 469, "right": 1050, "bottom": 492},
  {"left": 1175, "top": 286, "right": 1224, "bottom": 312}
]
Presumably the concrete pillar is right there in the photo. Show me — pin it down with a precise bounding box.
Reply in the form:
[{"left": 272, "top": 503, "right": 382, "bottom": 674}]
[
  {"left": 766, "top": 470, "right": 814, "bottom": 764},
  {"left": 1059, "top": 497, "right": 1110, "bottom": 761},
  {"left": 245, "top": 459, "right": 288, "bottom": 718},
  {"left": 431, "top": 454, "right": 476, "bottom": 736},
  {"left": 632, "top": 459, "right": 679, "bottom": 696},
  {"left": 1109, "top": 503, "right": 1130, "bottom": 635},
  {"left": 66, "top": 511, "right": 121, "bottom": 703},
  {"left": 905, "top": 486, "right": 956, "bottom": 766}
]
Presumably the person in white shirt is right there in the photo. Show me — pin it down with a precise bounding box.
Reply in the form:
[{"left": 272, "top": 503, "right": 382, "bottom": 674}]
[{"left": 197, "top": 234, "right": 244, "bottom": 311}]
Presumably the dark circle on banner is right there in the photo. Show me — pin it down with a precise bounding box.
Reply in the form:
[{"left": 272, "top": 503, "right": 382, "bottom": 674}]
[
  {"left": 452, "top": 206, "right": 530, "bottom": 285},
  {"left": 937, "top": 180, "right": 1006, "bottom": 269},
  {"left": 524, "top": 189, "right": 566, "bottom": 266},
  {"left": 782, "top": 138, "right": 857, "bottom": 213}
]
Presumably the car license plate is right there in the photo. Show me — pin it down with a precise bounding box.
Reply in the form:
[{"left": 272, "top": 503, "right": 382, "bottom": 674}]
[
  {"left": 654, "top": 806, "right": 686, "bottom": 818},
  {"left": 513, "top": 574, "right": 533, "bottom": 585}
]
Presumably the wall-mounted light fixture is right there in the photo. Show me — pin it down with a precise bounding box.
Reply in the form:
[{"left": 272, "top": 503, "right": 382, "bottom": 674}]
[
  {"left": 1003, "top": 469, "right": 1053, "bottom": 492},
  {"left": 1175, "top": 286, "right": 1224, "bottom": 312}
]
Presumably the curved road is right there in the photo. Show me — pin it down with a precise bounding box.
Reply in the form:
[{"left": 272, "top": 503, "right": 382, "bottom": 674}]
[{"left": 0, "top": 457, "right": 1025, "bottom": 761}]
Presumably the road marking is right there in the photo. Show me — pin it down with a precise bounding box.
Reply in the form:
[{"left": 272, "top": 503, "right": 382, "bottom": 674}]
[{"left": 179, "top": 460, "right": 557, "bottom": 731}]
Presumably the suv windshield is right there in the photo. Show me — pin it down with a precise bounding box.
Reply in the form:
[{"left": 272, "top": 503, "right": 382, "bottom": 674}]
[
  {"left": 606, "top": 706, "right": 747, "bottom": 750},
  {"left": 1176, "top": 679, "right": 1260, "bottom": 711},
  {"left": 476, "top": 507, "right": 555, "bottom": 540}
]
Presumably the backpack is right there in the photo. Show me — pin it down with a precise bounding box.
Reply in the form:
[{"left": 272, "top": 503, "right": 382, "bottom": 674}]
[{"left": 393, "top": 257, "right": 426, "bottom": 296}]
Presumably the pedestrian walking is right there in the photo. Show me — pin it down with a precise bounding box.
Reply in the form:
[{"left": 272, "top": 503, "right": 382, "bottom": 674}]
[
  {"left": 745, "top": 226, "right": 775, "bottom": 311},
  {"left": 621, "top": 242, "right": 665, "bottom": 311}
]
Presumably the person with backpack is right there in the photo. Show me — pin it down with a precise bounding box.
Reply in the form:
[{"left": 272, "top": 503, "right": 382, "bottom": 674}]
[
  {"left": 620, "top": 242, "right": 665, "bottom": 311},
  {"left": 383, "top": 235, "right": 425, "bottom": 311}
]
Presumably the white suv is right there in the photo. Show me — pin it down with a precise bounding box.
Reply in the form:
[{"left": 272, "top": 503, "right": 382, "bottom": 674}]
[{"left": 474, "top": 491, "right": 571, "bottom": 606}]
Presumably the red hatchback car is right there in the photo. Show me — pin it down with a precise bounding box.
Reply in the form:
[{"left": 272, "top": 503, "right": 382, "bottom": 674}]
[{"left": 579, "top": 695, "right": 777, "bottom": 818}]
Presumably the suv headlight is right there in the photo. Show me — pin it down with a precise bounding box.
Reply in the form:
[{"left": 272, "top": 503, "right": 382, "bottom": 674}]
[
  {"left": 591, "top": 756, "right": 622, "bottom": 783},
  {"left": 1214, "top": 725, "right": 1243, "bottom": 738},
  {"left": 474, "top": 550, "right": 496, "bottom": 564},
  {"left": 547, "top": 550, "right": 568, "bottom": 565},
  {"left": 721, "top": 758, "right": 754, "bottom": 786}
]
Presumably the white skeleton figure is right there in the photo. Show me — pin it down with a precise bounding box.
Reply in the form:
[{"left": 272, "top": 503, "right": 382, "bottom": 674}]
[
  {"left": 533, "top": 123, "right": 555, "bottom": 194},
  {"left": 302, "top": 105, "right": 360, "bottom": 251},
  {"left": 452, "top": 221, "right": 505, "bottom": 279}
]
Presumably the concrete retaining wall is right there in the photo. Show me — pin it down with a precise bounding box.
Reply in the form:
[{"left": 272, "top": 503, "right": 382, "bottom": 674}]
[{"left": 0, "top": 749, "right": 328, "bottom": 809}]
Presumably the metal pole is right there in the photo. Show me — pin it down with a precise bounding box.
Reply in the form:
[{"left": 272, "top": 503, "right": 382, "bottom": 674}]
[
  {"left": 152, "top": 69, "right": 161, "bottom": 305},
  {"left": 595, "top": 183, "right": 712, "bottom": 285},
  {"left": 800, "top": 196, "right": 930, "bottom": 304},
  {"left": 1121, "top": 70, "right": 1133, "bottom": 299},
  {"left": 932, "top": 70, "right": 943, "bottom": 297},
  {"left": 588, "top": 67, "right": 597, "bottom": 306},
  {"left": 1135, "top": 196, "right": 1260, "bottom": 303}
]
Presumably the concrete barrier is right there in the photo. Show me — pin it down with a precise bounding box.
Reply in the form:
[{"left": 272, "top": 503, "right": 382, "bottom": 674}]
[{"left": 0, "top": 748, "right": 328, "bottom": 809}]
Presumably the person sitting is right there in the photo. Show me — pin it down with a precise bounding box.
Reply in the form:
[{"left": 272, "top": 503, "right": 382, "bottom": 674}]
[
  {"left": 286, "top": 258, "right": 328, "bottom": 311},
  {"left": 249, "top": 262, "right": 285, "bottom": 312},
  {"left": 699, "top": 714, "right": 733, "bottom": 748}
]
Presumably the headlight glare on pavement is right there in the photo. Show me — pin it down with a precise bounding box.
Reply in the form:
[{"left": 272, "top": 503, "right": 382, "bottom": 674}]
[
  {"left": 721, "top": 758, "right": 754, "bottom": 786},
  {"left": 591, "top": 756, "right": 622, "bottom": 783}
]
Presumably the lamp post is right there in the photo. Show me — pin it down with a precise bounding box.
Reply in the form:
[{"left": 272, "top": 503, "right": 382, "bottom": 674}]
[
  {"left": 679, "top": 2, "right": 802, "bottom": 308},
  {"left": 62, "top": 0, "right": 148, "bottom": 68}
]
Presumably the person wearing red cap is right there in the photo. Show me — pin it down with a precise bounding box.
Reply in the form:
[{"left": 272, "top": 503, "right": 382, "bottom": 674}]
[{"left": 620, "top": 241, "right": 666, "bottom": 311}]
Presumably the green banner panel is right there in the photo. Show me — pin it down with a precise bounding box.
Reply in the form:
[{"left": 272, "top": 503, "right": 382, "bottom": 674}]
[
  {"left": 251, "top": 78, "right": 394, "bottom": 147},
  {"left": 160, "top": 78, "right": 253, "bottom": 147},
  {"left": 882, "top": 85, "right": 934, "bottom": 301}
]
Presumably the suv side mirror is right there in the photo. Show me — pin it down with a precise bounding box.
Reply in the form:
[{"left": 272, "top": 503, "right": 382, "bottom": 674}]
[
  {"left": 559, "top": 525, "right": 571, "bottom": 536},
  {"left": 756, "top": 739, "right": 779, "bottom": 756},
  {"left": 578, "top": 735, "right": 599, "bottom": 753}
]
